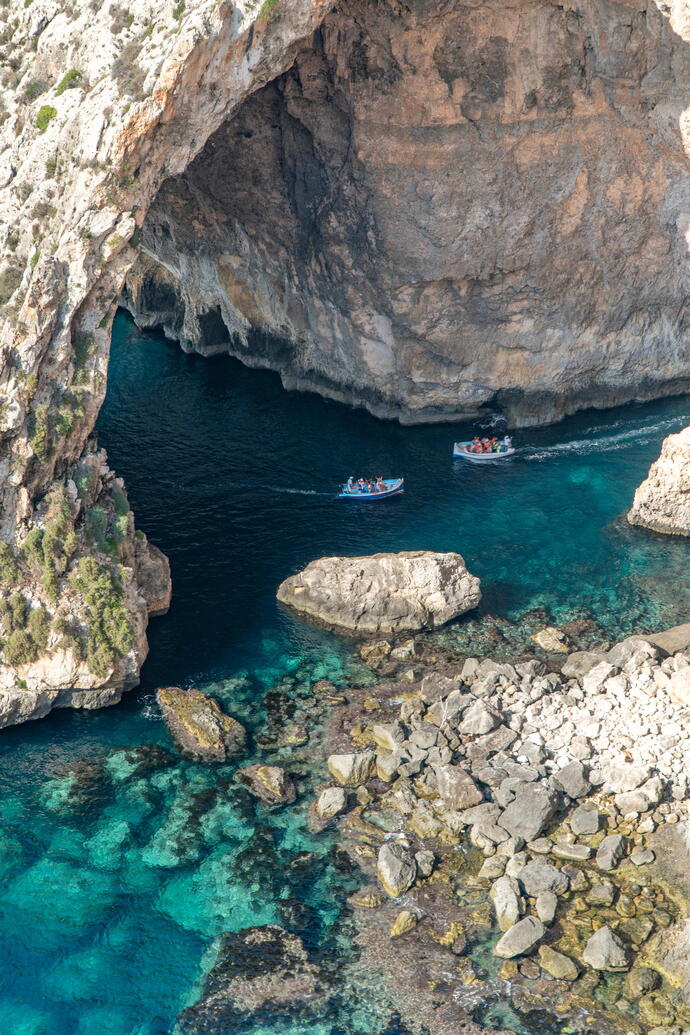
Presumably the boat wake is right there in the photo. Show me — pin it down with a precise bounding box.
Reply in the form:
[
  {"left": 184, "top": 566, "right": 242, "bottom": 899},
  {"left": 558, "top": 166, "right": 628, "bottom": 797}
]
[{"left": 523, "top": 413, "right": 690, "bottom": 461}]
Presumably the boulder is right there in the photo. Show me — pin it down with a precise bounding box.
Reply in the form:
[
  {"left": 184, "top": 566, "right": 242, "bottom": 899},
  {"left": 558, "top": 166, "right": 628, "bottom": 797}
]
[
  {"left": 436, "top": 765, "right": 484, "bottom": 810},
  {"left": 377, "top": 841, "right": 417, "bottom": 898},
  {"left": 236, "top": 765, "right": 296, "bottom": 806},
  {"left": 177, "top": 925, "right": 328, "bottom": 1031},
  {"left": 156, "top": 687, "right": 247, "bottom": 763},
  {"left": 498, "top": 784, "right": 559, "bottom": 842},
  {"left": 561, "top": 651, "right": 604, "bottom": 680},
  {"left": 552, "top": 842, "right": 591, "bottom": 861},
  {"left": 570, "top": 803, "right": 600, "bottom": 836},
  {"left": 372, "top": 722, "right": 405, "bottom": 752},
  {"left": 518, "top": 859, "right": 569, "bottom": 896},
  {"left": 490, "top": 875, "right": 522, "bottom": 931},
  {"left": 615, "top": 776, "right": 664, "bottom": 815},
  {"left": 459, "top": 699, "right": 500, "bottom": 736},
  {"left": 327, "top": 752, "right": 375, "bottom": 787},
  {"left": 535, "top": 891, "right": 558, "bottom": 925},
  {"left": 646, "top": 622, "right": 690, "bottom": 655},
  {"left": 627, "top": 426, "right": 690, "bottom": 536},
  {"left": 553, "top": 760, "right": 591, "bottom": 799},
  {"left": 276, "top": 551, "right": 481, "bottom": 634},
  {"left": 538, "top": 945, "right": 579, "bottom": 980},
  {"left": 316, "top": 787, "right": 347, "bottom": 820},
  {"left": 669, "top": 665, "right": 690, "bottom": 707},
  {"left": 493, "top": 916, "right": 545, "bottom": 959},
  {"left": 602, "top": 763, "right": 651, "bottom": 795},
  {"left": 583, "top": 925, "right": 630, "bottom": 971},
  {"left": 595, "top": 834, "right": 626, "bottom": 871}
]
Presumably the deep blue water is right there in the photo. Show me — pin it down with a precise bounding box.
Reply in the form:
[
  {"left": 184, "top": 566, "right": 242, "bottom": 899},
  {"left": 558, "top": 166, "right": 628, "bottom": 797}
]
[{"left": 0, "top": 309, "right": 689, "bottom": 1033}]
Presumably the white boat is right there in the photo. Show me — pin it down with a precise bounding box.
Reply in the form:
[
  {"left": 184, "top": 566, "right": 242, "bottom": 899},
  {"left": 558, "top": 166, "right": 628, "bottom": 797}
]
[{"left": 453, "top": 440, "right": 516, "bottom": 462}]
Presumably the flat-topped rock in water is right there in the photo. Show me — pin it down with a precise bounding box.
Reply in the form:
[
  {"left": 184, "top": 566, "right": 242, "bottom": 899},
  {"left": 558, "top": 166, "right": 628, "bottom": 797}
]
[
  {"left": 236, "top": 765, "right": 296, "bottom": 806},
  {"left": 276, "top": 552, "right": 481, "bottom": 634},
  {"left": 156, "top": 687, "right": 246, "bottom": 763},
  {"left": 628, "top": 427, "right": 690, "bottom": 536}
]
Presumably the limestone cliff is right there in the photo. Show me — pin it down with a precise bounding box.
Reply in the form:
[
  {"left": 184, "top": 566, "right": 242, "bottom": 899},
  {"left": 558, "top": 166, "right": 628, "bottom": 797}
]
[
  {"left": 628, "top": 425, "right": 690, "bottom": 534},
  {"left": 2, "top": 0, "right": 690, "bottom": 718},
  {"left": 126, "top": 0, "right": 690, "bottom": 426},
  {"left": 0, "top": 0, "right": 328, "bottom": 717}
]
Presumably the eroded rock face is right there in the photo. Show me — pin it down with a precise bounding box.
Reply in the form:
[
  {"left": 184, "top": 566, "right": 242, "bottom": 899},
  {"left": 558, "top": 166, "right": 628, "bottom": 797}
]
[
  {"left": 129, "top": 0, "right": 690, "bottom": 427},
  {"left": 628, "top": 426, "right": 690, "bottom": 535},
  {"left": 277, "top": 551, "right": 481, "bottom": 634}
]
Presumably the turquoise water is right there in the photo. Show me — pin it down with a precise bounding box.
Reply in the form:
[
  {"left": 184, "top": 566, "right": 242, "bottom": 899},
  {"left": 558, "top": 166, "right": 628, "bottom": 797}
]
[{"left": 1, "top": 309, "right": 689, "bottom": 1033}]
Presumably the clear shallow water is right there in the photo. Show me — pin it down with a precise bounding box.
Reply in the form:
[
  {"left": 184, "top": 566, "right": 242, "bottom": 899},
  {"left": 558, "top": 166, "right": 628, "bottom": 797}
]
[{"left": 1, "top": 310, "right": 689, "bottom": 1033}]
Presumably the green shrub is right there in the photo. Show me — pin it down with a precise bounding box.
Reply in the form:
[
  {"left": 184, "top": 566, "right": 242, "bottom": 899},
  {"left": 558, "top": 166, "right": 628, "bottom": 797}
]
[
  {"left": 45, "top": 154, "right": 58, "bottom": 177},
  {"left": 0, "top": 543, "right": 19, "bottom": 585},
  {"left": 86, "top": 506, "right": 109, "bottom": 553},
  {"left": 30, "top": 249, "right": 40, "bottom": 270},
  {"left": 29, "top": 402, "right": 50, "bottom": 460},
  {"left": 21, "top": 528, "right": 44, "bottom": 570},
  {"left": 112, "top": 485, "right": 129, "bottom": 517},
  {"left": 173, "top": 0, "right": 185, "bottom": 18},
  {"left": 27, "top": 607, "right": 50, "bottom": 651},
  {"left": 3, "top": 629, "right": 37, "bottom": 666},
  {"left": 23, "top": 79, "right": 46, "bottom": 102},
  {"left": 8, "top": 593, "right": 27, "bottom": 629},
  {"left": 35, "top": 105, "right": 57, "bottom": 132},
  {"left": 0, "top": 263, "right": 22, "bottom": 304},
  {"left": 70, "top": 557, "right": 134, "bottom": 678},
  {"left": 258, "top": 0, "right": 279, "bottom": 20},
  {"left": 55, "top": 69, "right": 82, "bottom": 96}
]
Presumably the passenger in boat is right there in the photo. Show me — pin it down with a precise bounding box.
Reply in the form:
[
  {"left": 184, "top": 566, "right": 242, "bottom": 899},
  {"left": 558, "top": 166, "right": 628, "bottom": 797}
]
[
  {"left": 481, "top": 437, "right": 491, "bottom": 452},
  {"left": 346, "top": 476, "right": 355, "bottom": 492},
  {"left": 375, "top": 477, "right": 385, "bottom": 492},
  {"left": 469, "top": 437, "right": 482, "bottom": 453},
  {"left": 503, "top": 435, "right": 513, "bottom": 450}
]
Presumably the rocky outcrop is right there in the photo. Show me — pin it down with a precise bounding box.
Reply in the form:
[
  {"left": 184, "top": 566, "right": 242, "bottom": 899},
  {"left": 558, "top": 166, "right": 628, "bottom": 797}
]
[
  {"left": 0, "top": 448, "right": 171, "bottom": 727},
  {"left": 177, "top": 925, "right": 329, "bottom": 1031},
  {"left": 628, "top": 426, "right": 690, "bottom": 535},
  {"left": 156, "top": 686, "right": 246, "bottom": 762},
  {"left": 277, "top": 551, "right": 481, "bottom": 634}
]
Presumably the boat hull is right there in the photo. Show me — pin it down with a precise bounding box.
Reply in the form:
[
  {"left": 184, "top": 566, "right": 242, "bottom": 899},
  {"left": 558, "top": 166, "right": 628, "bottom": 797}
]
[
  {"left": 453, "top": 441, "right": 515, "bottom": 462},
  {"left": 338, "top": 479, "right": 404, "bottom": 499}
]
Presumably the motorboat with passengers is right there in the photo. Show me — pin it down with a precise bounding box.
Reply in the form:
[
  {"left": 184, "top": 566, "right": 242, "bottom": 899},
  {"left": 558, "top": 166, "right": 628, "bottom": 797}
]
[
  {"left": 453, "top": 435, "right": 515, "bottom": 463},
  {"left": 338, "top": 477, "right": 404, "bottom": 499}
]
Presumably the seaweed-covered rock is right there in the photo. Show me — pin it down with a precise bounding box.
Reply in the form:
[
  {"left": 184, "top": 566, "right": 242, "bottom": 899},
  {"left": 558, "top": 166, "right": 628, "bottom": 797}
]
[
  {"left": 156, "top": 687, "right": 246, "bottom": 763},
  {"left": 236, "top": 765, "right": 297, "bottom": 806},
  {"left": 177, "top": 925, "right": 329, "bottom": 1031}
]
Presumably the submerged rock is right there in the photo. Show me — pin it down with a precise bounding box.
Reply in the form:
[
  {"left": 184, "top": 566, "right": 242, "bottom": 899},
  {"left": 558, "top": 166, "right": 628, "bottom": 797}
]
[
  {"left": 156, "top": 687, "right": 247, "bottom": 763},
  {"left": 177, "top": 925, "right": 329, "bottom": 1031},
  {"left": 628, "top": 426, "right": 690, "bottom": 536},
  {"left": 236, "top": 765, "right": 296, "bottom": 806},
  {"left": 276, "top": 551, "right": 481, "bottom": 634}
]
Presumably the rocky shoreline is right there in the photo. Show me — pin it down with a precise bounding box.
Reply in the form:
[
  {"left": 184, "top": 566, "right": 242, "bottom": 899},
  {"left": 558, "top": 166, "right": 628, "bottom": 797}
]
[
  {"left": 158, "top": 610, "right": 690, "bottom": 1034},
  {"left": 308, "top": 622, "right": 690, "bottom": 1034}
]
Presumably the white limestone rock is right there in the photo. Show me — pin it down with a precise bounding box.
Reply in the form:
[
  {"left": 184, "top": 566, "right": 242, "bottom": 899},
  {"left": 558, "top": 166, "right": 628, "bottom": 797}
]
[{"left": 277, "top": 551, "right": 481, "bottom": 634}]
